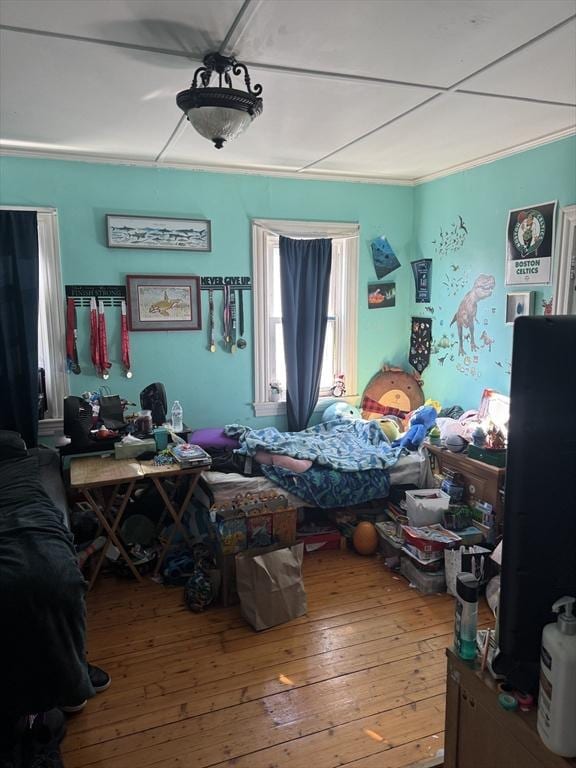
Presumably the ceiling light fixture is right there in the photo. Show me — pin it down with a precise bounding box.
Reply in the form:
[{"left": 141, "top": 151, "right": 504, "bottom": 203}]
[{"left": 176, "top": 53, "right": 263, "bottom": 149}]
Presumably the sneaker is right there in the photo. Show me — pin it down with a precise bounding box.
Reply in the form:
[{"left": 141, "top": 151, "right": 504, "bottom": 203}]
[
  {"left": 59, "top": 701, "right": 87, "bottom": 714},
  {"left": 28, "top": 710, "right": 66, "bottom": 767},
  {"left": 61, "top": 665, "right": 111, "bottom": 712},
  {"left": 88, "top": 664, "right": 111, "bottom": 693}
]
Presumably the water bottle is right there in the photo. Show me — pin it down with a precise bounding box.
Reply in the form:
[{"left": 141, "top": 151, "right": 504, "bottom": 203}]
[
  {"left": 454, "top": 572, "right": 479, "bottom": 661},
  {"left": 171, "top": 400, "right": 183, "bottom": 432}
]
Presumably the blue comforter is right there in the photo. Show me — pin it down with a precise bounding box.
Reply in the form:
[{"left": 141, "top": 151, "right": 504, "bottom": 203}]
[
  {"left": 225, "top": 419, "right": 406, "bottom": 507},
  {"left": 261, "top": 463, "right": 392, "bottom": 507},
  {"left": 225, "top": 419, "right": 404, "bottom": 471}
]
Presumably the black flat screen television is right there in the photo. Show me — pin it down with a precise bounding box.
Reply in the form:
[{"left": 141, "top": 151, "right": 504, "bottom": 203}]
[{"left": 494, "top": 315, "right": 576, "bottom": 692}]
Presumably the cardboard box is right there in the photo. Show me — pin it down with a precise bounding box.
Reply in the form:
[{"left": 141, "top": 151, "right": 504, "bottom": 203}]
[
  {"left": 114, "top": 438, "right": 156, "bottom": 460},
  {"left": 405, "top": 488, "right": 450, "bottom": 526},
  {"left": 297, "top": 530, "right": 342, "bottom": 553}
]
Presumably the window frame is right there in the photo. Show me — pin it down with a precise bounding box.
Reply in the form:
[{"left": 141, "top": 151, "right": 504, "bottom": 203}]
[
  {"left": 0, "top": 205, "right": 67, "bottom": 435},
  {"left": 252, "top": 219, "right": 358, "bottom": 417},
  {"left": 553, "top": 204, "right": 576, "bottom": 315}
]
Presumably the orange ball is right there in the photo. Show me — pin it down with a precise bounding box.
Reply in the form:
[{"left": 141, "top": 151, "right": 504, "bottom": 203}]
[{"left": 353, "top": 521, "right": 379, "bottom": 556}]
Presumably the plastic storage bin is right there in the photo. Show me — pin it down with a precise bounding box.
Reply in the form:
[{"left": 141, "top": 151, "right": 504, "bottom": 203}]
[
  {"left": 401, "top": 546, "right": 445, "bottom": 572},
  {"left": 400, "top": 555, "right": 446, "bottom": 594},
  {"left": 405, "top": 488, "right": 450, "bottom": 527},
  {"left": 375, "top": 522, "right": 403, "bottom": 555}
]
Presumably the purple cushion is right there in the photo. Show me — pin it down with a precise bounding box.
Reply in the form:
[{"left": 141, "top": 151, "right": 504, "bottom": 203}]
[{"left": 189, "top": 428, "right": 239, "bottom": 450}]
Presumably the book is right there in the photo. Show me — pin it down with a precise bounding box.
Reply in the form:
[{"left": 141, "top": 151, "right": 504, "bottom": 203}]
[{"left": 169, "top": 443, "right": 212, "bottom": 468}]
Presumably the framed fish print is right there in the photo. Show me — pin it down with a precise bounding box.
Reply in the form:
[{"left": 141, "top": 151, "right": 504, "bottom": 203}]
[
  {"left": 107, "top": 215, "right": 211, "bottom": 251},
  {"left": 126, "top": 275, "right": 201, "bottom": 331}
]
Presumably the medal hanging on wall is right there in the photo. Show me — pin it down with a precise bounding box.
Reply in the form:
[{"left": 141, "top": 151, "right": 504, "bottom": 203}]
[
  {"left": 98, "top": 300, "right": 112, "bottom": 379},
  {"left": 230, "top": 289, "right": 237, "bottom": 353},
  {"left": 409, "top": 317, "right": 433, "bottom": 373},
  {"left": 237, "top": 289, "right": 247, "bottom": 350},
  {"left": 90, "top": 297, "right": 101, "bottom": 376},
  {"left": 121, "top": 300, "right": 132, "bottom": 378},
  {"left": 223, "top": 284, "right": 231, "bottom": 351},
  {"left": 66, "top": 297, "right": 81, "bottom": 374},
  {"left": 208, "top": 289, "right": 216, "bottom": 352}
]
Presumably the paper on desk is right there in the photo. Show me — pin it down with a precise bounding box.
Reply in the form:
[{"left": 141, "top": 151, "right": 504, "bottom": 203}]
[
  {"left": 491, "top": 541, "right": 502, "bottom": 565},
  {"left": 121, "top": 434, "right": 147, "bottom": 444}
]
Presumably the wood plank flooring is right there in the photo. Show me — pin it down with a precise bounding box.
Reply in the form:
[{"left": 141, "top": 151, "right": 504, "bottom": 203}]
[{"left": 62, "top": 550, "right": 492, "bottom": 768}]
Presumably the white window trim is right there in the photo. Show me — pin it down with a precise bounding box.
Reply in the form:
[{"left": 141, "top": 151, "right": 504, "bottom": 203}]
[
  {"left": 553, "top": 204, "right": 576, "bottom": 314},
  {"left": 1, "top": 205, "right": 67, "bottom": 436},
  {"left": 252, "top": 219, "right": 358, "bottom": 418}
]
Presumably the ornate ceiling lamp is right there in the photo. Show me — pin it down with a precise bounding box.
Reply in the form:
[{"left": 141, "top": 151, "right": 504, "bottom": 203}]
[{"left": 176, "top": 53, "right": 263, "bottom": 149}]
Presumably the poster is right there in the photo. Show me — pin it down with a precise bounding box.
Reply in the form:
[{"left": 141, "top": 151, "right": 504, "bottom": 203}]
[
  {"left": 368, "top": 282, "right": 396, "bottom": 308},
  {"left": 370, "top": 236, "right": 401, "bottom": 279},
  {"left": 505, "top": 201, "right": 556, "bottom": 285},
  {"left": 411, "top": 259, "right": 432, "bottom": 303},
  {"left": 409, "top": 317, "right": 433, "bottom": 373}
]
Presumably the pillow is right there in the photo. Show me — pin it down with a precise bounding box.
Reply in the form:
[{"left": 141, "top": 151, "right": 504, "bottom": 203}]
[
  {"left": 189, "top": 428, "right": 239, "bottom": 450},
  {"left": 0, "top": 430, "right": 28, "bottom": 461}
]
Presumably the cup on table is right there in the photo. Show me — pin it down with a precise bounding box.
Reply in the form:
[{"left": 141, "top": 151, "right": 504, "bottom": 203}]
[{"left": 153, "top": 427, "right": 169, "bottom": 452}]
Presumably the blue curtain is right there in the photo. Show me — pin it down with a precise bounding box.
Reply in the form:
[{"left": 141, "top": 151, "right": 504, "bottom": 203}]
[
  {"left": 279, "top": 236, "right": 332, "bottom": 431},
  {"left": 0, "top": 211, "right": 39, "bottom": 447}
]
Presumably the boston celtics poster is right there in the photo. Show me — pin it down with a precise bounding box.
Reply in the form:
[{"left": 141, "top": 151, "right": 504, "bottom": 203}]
[{"left": 505, "top": 201, "right": 557, "bottom": 285}]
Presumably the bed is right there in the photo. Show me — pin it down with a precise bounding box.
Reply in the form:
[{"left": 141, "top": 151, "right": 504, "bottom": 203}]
[
  {"left": 199, "top": 420, "right": 435, "bottom": 510},
  {"left": 203, "top": 448, "right": 433, "bottom": 508}
]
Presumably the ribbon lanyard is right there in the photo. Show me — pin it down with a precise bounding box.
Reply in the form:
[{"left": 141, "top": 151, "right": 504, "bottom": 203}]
[
  {"left": 66, "top": 298, "right": 81, "bottom": 374},
  {"left": 208, "top": 288, "right": 216, "bottom": 352},
  {"left": 98, "top": 300, "right": 112, "bottom": 379},
  {"left": 121, "top": 300, "right": 132, "bottom": 378},
  {"left": 237, "top": 289, "right": 247, "bottom": 349},
  {"left": 90, "top": 297, "right": 101, "bottom": 375},
  {"left": 230, "top": 289, "right": 237, "bottom": 354},
  {"left": 223, "top": 284, "right": 231, "bottom": 349}
]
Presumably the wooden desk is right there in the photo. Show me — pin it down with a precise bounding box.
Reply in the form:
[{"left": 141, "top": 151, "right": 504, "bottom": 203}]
[
  {"left": 445, "top": 649, "right": 576, "bottom": 768},
  {"left": 424, "top": 443, "right": 505, "bottom": 533},
  {"left": 70, "top": 456, "right": 203, "bottom": 588}
]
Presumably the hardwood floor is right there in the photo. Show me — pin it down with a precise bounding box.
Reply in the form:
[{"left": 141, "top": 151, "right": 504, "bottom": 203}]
[{"left": 62, "top": 550, "right": 492, "bottom": 768}]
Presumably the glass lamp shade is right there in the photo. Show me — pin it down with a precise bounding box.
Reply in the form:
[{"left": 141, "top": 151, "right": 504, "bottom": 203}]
[{"left": 186, "top": 106, "right": 254, "bottom": 149}]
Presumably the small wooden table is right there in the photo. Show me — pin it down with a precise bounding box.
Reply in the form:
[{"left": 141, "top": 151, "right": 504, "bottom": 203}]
[
  {"left": 70, "top": 456, "right": 203, "bottom": 589},
  {"left": 445, "top": 649, "right": 576, "bottom": 767}
]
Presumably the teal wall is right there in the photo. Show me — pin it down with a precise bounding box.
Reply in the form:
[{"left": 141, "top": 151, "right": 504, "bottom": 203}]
[
  {"left": 413, "top": 135, "right": 576, "bottom": 411},
  {"left": 1, "top": 135, "right": 574, "bottom": 425},
  {"left": 0, "top": 156, "right": 413, "bottom": 429}
]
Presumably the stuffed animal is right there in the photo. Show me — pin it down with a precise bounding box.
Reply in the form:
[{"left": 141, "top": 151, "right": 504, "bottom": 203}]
[
  {"left": 393, "top": 404, "right": 437, "bottom": 451},
  {"left": 373, "top": 416, "right": 402, "bottom": 443}
]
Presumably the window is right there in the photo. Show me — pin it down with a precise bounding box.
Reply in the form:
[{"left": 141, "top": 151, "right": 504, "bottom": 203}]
[
  {"left": 1, "top": 206, "right": 67, "bottom": 429},
  {"left": 252, "top": 220, "right": 358, "bottom": 417},
  {"left": 37, "top": 210, "right": 67, "bottom": 423},
  {"left": 554, "top": 204, "right": 576, "bottom": 315}
]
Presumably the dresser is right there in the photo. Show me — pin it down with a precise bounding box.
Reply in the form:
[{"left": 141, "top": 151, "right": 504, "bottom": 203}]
[
  {"left": 445, "top": 649, "right": 576, "bottom": 768},
  {"left": 424, "top": 443, "right": 505, "bottom": 533}
]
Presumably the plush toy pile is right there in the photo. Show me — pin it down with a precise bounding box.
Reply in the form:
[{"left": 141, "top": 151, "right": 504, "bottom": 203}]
[{"left": 393, "top": 405, "right": 438, "bottom": 451}]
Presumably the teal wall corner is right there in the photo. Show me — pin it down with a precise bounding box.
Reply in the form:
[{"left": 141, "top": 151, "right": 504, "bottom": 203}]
[
  {"left": 1, "top": 133, "right": 574, "bottom": 426},
  {"left": 412, "top": 134, "right": 576, "bottom": 410}
]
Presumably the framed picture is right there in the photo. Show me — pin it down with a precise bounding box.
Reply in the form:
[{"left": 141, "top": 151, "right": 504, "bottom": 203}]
[
  {"left": 505, "top": 201, "right": 556, "bottom": 285},
  {"left": 367, "top": 282, "right": 396, "bottom": 308},
  {"left": 107, "top": 215, "right": 211, "bottom": 251},
  {"left": 126, "top": 275, "right": 201, "bottom": 331},
  {"left": 505, "top": 291, "right": 533, "bottom": 325}
]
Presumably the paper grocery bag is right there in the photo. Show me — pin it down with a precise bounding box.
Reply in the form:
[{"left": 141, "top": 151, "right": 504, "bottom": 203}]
[{"left": 236, "top": 543, "right": 307, "bottom": 631}]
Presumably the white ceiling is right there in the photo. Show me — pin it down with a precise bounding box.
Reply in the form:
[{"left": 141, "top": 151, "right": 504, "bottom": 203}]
[{"left": 1, "top": 0, "right": 575, "bottom": 182}]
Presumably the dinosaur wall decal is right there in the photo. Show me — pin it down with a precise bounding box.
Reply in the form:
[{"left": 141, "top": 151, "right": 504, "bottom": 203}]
[{"left": 451, "top": 274, "right": 496, "bottom": 355}]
